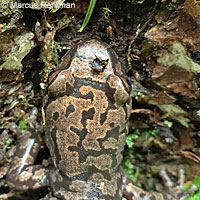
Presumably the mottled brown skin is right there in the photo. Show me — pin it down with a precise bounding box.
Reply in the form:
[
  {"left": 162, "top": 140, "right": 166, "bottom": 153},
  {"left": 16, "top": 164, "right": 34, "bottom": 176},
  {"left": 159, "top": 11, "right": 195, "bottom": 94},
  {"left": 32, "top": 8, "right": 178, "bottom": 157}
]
[
  {"left": 6, "top": 40, "right": 191, "bottom": 200},
  {"left": 42, "top": 40, "right": 132, "bottom": 199}
]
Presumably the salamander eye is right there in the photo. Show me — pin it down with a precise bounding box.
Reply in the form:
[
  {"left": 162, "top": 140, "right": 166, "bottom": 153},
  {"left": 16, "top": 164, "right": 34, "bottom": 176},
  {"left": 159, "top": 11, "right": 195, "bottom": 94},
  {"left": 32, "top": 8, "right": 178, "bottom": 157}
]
[
  {"left": 120, "top": 77, "right": 131, "bottom": 93},
  {"left": 47, "top": 70, "right": 61, "bottom": 84}
]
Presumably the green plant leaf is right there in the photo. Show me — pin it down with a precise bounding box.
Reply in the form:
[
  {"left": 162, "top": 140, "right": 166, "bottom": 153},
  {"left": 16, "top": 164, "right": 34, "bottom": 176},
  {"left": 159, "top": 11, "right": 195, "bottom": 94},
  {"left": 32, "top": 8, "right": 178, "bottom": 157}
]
[
  {"left": 79, "top": 0, "right": 97, "bottom": 32},
  {"left": 185, "top": 176, "right": 200, "bottom": 200},
  {"left": 18, "top": 118, "right": 28, "bottom": 130}
]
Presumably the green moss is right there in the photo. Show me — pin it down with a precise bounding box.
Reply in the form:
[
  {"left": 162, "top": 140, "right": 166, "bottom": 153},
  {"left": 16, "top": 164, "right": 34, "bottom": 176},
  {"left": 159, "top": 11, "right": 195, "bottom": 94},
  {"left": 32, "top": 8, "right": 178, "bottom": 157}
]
[
  {"left": 146, "top": 98, "right": 190, "bottom": 127},
  {"left": 123, "top": 129, "right": 158, "bottom": 182},
  {"left": 158, "top": 104, "right": 189, "bottom": 127},
  {"left": 18, "top": 118, "right": 28, "bottom": 130},
  {"left": 157, "top": 43, "right": 200, "bottom": 74},
  {"left": 0, "top": 32, "right": 34, "bottom": 71}
]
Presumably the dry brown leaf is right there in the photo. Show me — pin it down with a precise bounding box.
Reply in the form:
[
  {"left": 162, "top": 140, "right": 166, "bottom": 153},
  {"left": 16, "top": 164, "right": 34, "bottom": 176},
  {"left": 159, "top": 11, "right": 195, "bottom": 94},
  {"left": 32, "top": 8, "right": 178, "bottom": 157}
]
[
  {"left": 184, "top": 0, "right": 200, "bottom": 26},
  {"left": 145, "top": 1, "right": 200, "bottom": 50}
]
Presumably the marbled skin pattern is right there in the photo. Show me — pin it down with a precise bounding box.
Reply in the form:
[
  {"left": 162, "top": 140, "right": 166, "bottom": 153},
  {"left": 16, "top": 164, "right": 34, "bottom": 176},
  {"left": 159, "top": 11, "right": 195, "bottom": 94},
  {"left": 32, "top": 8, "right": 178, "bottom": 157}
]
[
  {"left": 43, "top": 40, "right": 132, "bottom": 199},
  {"left": 6, "top": 40, "right": 190, "bottom": 200}
]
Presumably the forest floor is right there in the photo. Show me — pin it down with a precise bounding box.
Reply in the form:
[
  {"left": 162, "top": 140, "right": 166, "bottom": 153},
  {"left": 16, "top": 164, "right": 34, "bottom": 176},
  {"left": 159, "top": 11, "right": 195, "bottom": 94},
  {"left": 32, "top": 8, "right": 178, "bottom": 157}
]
[{"left": 0, "top": 0, "right": 200, "bottom": 199}]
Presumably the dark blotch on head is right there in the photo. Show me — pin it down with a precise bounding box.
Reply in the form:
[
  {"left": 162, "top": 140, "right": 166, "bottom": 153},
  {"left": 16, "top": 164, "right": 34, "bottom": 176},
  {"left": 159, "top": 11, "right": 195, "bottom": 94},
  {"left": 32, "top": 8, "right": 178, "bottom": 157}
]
[
  {"left": 65, "top": 82, "right": 74, "bottom": 96},
  {"left": 53, "top": 111, "right": 59, "bottom": 121},
  {"left": 65, "top": 103, "right": 75, "bottom": 119},
  {"left": 105, "top": 82, "right": 116, "bottom": 104}
]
